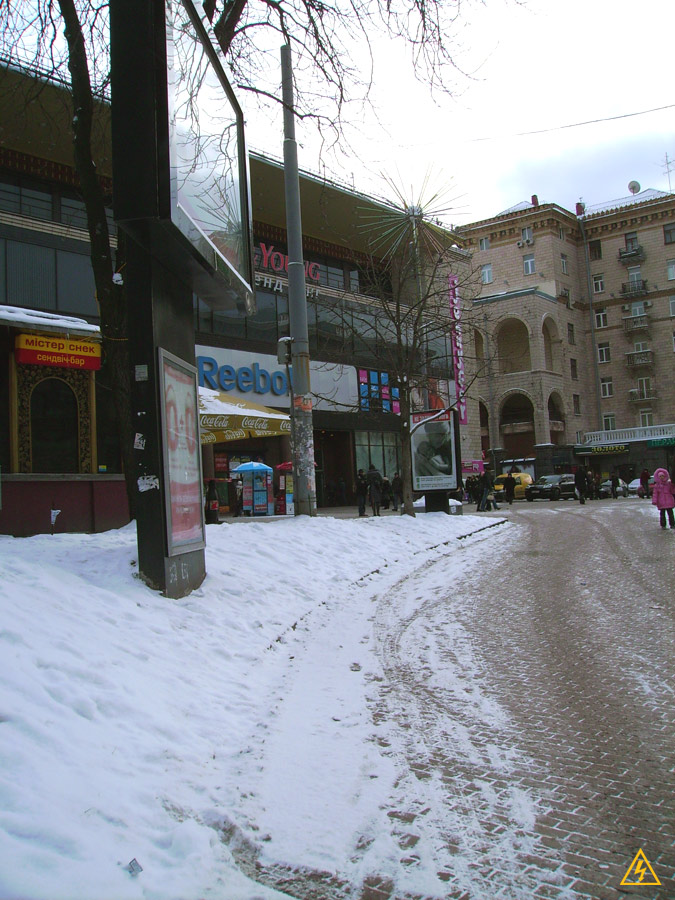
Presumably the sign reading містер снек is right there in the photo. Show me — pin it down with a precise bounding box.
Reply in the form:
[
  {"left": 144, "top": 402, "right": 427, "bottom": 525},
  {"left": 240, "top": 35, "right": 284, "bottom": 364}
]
[{"left": 15, "top": 334, "right": 101, "bottom": 370}]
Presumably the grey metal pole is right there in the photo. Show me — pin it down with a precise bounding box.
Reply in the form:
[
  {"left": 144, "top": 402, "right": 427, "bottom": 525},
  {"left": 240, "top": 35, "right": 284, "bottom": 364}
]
[{"left": 281, "top": 44, "right": 316, "bottom": 516}]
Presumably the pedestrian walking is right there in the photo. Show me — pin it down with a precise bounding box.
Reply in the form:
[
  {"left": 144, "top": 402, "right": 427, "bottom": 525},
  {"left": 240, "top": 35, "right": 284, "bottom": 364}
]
[
  {"left": 381, "top": 476, "right": 392, "bottom": 510},
  {"left": 391, "top": 472, "right": 403, "bottom": 512},
  {"left": 504, "top": 471, "right": 517, "bottom": 505},
  {"left": 574, "top": 466, "right": 586, "bottom": 504},
  {"left": 356, "top": 469, "right": 368, "bottom": 517},
  {"left": 366, "top": 463, "right": 383, "bottom": 516},
  {"left": 651, "top": 467, "right": 675, "bottom": 529},
  {"left": 611, "top": 472, "right": 620, "bottom": 499},
  {"left": 640, "top": 468, "right": 651, "bottom": 499}
]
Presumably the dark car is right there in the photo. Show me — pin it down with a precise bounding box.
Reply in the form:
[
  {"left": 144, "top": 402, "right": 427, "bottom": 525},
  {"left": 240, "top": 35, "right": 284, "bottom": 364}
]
[
  {"left": 525, "top": 473, "right": 577, "bottom": 501},
  {"left": 598, "top": 478, "right": 628, "bottom": 498}
]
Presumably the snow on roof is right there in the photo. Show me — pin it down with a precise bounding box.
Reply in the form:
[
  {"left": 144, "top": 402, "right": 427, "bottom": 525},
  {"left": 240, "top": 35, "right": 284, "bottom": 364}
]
[
  {"left": 582, "top": 188, "right": 671, "bottom": 216},
  {"left": 0, "top": 305, "right": 101, "bottom": 337},
  {"left": 496, "top": 200, "right": 535, "bottom": 216}
]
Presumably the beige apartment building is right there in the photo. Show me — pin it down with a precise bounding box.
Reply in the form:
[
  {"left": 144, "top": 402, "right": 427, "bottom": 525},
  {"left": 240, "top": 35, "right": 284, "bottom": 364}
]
[{"left": 457, "top": 188, "right": 675, "bottom": 480}]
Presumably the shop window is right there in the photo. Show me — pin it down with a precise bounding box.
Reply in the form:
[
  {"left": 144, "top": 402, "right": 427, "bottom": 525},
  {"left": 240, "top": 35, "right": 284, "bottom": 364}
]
[
  {"left": 246, "top": 290, "right": 279, "bottom": 343},
  {"left": 56, "top": 250, "right": 97, "bottom": 316},
  {"left": 7, "top": 241, "right": 57, "bottom": 310},
  {"left": 30, "top": 378, "right": 79, "bottom": 473},
  {"left": 358, "top": 368, "right": 399, "bottom": 414}
]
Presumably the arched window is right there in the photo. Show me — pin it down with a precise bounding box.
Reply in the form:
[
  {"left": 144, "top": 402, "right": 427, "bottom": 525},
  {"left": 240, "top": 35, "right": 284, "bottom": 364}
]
[{"left": 30, "top": 378, "right": 79, "bottom": 473}]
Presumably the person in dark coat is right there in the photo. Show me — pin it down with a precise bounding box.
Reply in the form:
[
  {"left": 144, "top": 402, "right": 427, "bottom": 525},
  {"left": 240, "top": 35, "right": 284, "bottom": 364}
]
[
  {"left": 381, "top": 476, "right": 392, "bottom": 510},
  {"left": 366, "top": 463, "right": 383, "bottom": 516},
  {"left": 574, "top": 466, "right": 586, "bottom": 504},
  {"left": 391, "top": 472, "right": 403, "bottom": 511},
  {"left": 356, "top": 469, "right": 368, "bottom": 517},
  {"left": 639, "top": 468, "right": 651, "bottom": 499},
  {"left": 504, "top": 472, "right": 517, "bottom": 505}
]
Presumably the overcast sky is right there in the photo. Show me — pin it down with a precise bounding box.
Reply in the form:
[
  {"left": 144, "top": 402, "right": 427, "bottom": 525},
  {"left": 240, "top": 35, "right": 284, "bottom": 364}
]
[{"left": 246, "top": 0, "right": 674, "bottom": 225}]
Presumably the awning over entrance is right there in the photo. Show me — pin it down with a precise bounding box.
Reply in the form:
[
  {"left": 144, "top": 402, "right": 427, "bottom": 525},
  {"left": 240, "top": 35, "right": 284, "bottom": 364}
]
[{"left": 199, "top": 388, "right": 291, "bottom": 444}]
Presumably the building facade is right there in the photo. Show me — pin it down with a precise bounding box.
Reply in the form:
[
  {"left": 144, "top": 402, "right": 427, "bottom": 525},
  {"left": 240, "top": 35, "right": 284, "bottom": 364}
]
[{"left": 458, "top": 190, "right": 675, "bottom": 480}]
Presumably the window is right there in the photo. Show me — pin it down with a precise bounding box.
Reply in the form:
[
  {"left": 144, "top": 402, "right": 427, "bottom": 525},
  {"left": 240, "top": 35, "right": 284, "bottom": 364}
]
[
  {"left": 589, "top": 240, "right": 602, "bottom": 261},
  {"left": 479, "top": 237, "right": 490, "bottom": 251},
  {"left": 668, "top": 259, "right": 675, "bottom": 281},
  {"left": 523, "top": 254, "right": 535, "bottom": 275},
  {"left": 576, "top": 430, "right": 584, "bottom": 444},
  {"left": 567, "top": 323, "right": 575, "bottom": 344},
  {"left": 561, "top": 253, "right": 568, "bottom": 275},
  {"left": 664, "top": 223, "right": 675, "bottom": 244},
  {"left": 603, "top": 414, "right": 616, "bottom": 431},
  {"left": 639, "top": 409, "right": 654, "bottom": 428},
  {"left": 522, "top": 226, "right": 533, "bottom": 243},
  {"left": 481, "top": 263, "right": 493, "bottom": 284},
  {"left": 625, "top": 231, "right": 638, "bottom": 252},
  {"left": 30, "top": 378, "right": 79, "bottom": 473},
  {"left": 357, "top": 370, "right": 400, "bottom": 414},
  {"left": 631, "top": 299, "right": 645, "bottom": 316},
  {"left": 634, "top": 340, "right": 648, "bottom": 353},
  {"left": 600, "top": 377, "right": 613, "bottom": 398},
  {"left": 595, "top": 308, "right": 608, "bottom": 328},
  {"left": 627, "top": 265, "right": 641, "bottom": 285},
  {"left": 573, "top": 394, "right": 581, "bottom": 415},
  {"left": 570, "top": 358, "right": 578, "bottom": 380},
  {"left": 598, "top": 342, "right": 610, "bottom": 363},
  {"left": 593, "top": 273, "right": 604, "bottom": 293},
  {"left": 559, "top": 227, "right": 565, "bottom": 240},
  {"left": 670, "top": 296, "right": 675, "bottom": 317},
  {"left": 637, "top": 376, "right": 651, "bottom": 399}
]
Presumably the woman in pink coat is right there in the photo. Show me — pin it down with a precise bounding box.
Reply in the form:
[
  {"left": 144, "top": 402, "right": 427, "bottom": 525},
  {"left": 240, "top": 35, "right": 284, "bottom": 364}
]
[{"left": 651, "top": 467, "right": 675, "bottom": 528}]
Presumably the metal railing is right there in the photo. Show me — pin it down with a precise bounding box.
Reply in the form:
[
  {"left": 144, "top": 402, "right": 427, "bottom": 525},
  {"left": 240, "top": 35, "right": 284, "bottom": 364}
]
[
  {"left": 625, "top": 349, "right": 653, "bottom": 367},
  {"left": 583, "top": 423, "right": 675, "bottom": 445}
]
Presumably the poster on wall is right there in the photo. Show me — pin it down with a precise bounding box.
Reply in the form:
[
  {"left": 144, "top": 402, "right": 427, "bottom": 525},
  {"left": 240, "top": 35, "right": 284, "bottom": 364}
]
[
  {"left": 159, "top": 348, "right": 205, "bottom": 555},
  {"left": 411, "top": 410, "right": 457, "bottom": 493}
]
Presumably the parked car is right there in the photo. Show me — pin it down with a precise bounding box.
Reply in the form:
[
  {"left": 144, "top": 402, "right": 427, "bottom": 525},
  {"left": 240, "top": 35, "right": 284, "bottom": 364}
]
[
  {"left": 627, "top": 476, "right": 655, "bottom": 497},
  {"left": 525, "top": 473, "right": 577, "bottom": 501},
  {"left": 597, "top": 478, "right": 629, "bottom": 498},
  {"left": 493, "top": 472, "right": 533, "bottom": 501}
]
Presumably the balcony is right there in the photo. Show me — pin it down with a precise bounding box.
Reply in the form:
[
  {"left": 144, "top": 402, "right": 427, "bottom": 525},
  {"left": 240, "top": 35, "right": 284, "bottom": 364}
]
[
  {"left": 618, "top": 245, "right": 645, "bottom": 264},
  {"left": 582, "top": 423, "right": 675, "bottom": 446},
  {"left": 626, "top": 349, "right": 653, "bottom": 368},
  {"left": 621, "top": 279, "right": 648, "bottom": 296},
  {"left": 622, "top": 313, "right": 650, "bottom": 334},
  {"left": 628, "top": 388, "right": 658, "bottom": 403}
]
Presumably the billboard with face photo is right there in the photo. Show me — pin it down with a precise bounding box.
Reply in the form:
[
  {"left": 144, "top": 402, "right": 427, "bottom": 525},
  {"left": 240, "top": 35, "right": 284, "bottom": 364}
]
[{"left": 411, "top": 410, "right": 457, "bottom": 492}]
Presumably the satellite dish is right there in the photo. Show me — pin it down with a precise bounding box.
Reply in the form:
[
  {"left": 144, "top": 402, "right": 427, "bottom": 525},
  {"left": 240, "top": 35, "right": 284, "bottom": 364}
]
[{"left": 628, "top": 180, "right": 641, "bottom": 195}]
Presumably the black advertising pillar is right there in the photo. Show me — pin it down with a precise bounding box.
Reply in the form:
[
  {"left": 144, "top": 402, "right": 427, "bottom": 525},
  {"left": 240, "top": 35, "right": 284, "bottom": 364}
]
[
  {"left": 127, "top": 241, "right": 206, "bottom": 596},
  {"left": 111, "top": 0, "right": 254, "bottom": 597}
]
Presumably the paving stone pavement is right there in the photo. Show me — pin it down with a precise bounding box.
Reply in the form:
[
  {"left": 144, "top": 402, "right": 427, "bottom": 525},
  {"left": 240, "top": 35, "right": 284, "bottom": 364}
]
[{"left": 371, "top": 499, "right": 675, "bottom": 899}]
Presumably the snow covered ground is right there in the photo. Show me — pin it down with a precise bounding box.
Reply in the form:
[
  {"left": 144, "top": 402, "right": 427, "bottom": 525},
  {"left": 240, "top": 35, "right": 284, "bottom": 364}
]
[{"left": 0, "top": 510, "right": 514, "bottom": 900}]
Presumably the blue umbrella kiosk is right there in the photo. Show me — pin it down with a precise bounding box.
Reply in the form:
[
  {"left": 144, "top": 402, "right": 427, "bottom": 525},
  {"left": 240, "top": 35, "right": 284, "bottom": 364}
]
[{"left": 231, "top": 461, "right": 274, "bottom": 516}]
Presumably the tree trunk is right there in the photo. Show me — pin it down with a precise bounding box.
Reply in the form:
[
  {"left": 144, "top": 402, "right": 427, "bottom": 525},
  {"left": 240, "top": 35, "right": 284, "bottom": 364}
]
[
  {"left": 398, "top": 388, "right": 416, "bottom": 517},
  {"left": 58, "top": 0, "right": 135, "bottom": 517}
]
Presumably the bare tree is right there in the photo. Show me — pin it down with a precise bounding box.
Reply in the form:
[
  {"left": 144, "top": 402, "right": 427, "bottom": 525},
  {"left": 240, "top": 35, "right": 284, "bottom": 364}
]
[{"left": 309, "top": 197, "right": 487, "bottom": 514}]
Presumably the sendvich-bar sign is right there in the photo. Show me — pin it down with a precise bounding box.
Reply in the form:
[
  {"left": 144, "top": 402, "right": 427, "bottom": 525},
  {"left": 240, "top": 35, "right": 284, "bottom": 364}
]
[{"left": 15, "top": 333, "right": 101, "bottom": 370}]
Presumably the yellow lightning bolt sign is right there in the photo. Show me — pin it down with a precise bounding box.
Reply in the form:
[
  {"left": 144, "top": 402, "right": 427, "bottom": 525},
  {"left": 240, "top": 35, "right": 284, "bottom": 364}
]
[{"left": 620, "top": 849, "right": 661, "bottom": 886}]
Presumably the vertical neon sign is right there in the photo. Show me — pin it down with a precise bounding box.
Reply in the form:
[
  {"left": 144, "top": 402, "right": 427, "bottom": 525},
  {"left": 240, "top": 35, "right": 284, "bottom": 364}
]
[{"left": 448, "top": 274, "right": 467, "bottom": 424}]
